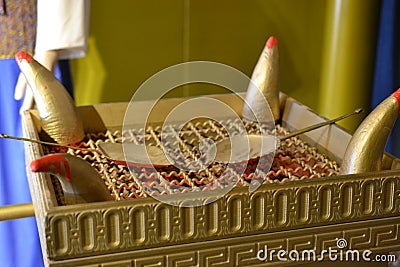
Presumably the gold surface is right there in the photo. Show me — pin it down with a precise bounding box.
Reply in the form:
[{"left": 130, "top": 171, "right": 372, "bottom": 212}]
[
  {"left": 18, "top": 55, "right": 85, "bottom": 145},
  {"left": 243, "top": 37, "right": 280, "bottom": 122},
  {"left": 0, "top": 203, "right": 34, "bottom": 221},
  {"left": 340, "top": 94, "right": 398, "bottom": 174},
  {"left": 21, "top": 94, "right": 400, "bottom": 266}
]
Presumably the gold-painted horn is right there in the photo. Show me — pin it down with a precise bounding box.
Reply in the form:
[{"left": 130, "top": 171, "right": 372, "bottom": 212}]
[
  {"left": 15, "top": 51, "right": 85, "bottom": 145},
  {"left": 30, "top": 153, "right": 113, "bottom": 204},
  {"left": 242, "top": 36, "right": 280, "bottom": 123},
  {"left": 339, "top": 88, "right": 400, "bottom": 174}
]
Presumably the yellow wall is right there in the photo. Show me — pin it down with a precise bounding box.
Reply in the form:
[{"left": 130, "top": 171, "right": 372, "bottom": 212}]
[
  {"left": 71, "top": 0, "right": 326, "bottom": 105},
  {"left": 71, "top": 0, "right": 380, "bottom": 131}
]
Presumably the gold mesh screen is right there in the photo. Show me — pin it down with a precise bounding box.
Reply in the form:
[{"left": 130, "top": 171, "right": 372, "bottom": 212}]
[{"left": 44, "top": 119, "right": 339, "bottom": 204}]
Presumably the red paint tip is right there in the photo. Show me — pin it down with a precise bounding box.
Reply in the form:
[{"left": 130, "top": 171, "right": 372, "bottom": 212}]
[
  {"left": 30, "top": 160, "right": 40, "bottom": 172},
  {"left": 266, "top": 36, "right": 278, "bottom": 49},
  {"left": 29, "top": 154, "right": 71, "bottom": 181},
  {"left": 15, "top": 51, "right": 33, "bottom": 64},
  {"left": 392, "top": 88, "right": 400, "bottom": 113}
]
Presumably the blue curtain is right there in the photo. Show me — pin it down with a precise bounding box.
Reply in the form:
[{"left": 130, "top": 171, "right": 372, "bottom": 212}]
[
  {"left": 372, "top": 0, "right": 400, "bottom": 157},
  {"left": 0, "top": 59, "right": 73, "bottom": 267}
]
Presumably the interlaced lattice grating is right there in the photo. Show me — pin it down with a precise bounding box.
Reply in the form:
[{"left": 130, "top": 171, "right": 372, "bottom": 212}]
[{"left": 44, "top": 118, "right": 340, "bottom": 204}]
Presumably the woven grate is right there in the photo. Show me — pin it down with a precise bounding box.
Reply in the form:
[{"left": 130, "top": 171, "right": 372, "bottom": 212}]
[{"left": 44, "top": 118, "right": 340, "bottom": 204}]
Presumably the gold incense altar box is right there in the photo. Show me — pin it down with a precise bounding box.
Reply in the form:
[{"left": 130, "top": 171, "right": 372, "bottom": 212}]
[{"left": 22, "top": 93, "right": 400, "bottom": 266}]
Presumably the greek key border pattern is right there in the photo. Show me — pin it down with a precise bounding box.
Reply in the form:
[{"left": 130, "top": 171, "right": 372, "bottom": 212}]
[
  {"left": 48, "top": 216, "right": 400, "bottom": 267},
  {"left": 45, "top": 173, "right": 400, "bottom": 259}
]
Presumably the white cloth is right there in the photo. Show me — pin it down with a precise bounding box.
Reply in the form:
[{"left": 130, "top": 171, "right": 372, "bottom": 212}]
[{"left": 35, "top": 0, "right": 90, "bottom": 59}]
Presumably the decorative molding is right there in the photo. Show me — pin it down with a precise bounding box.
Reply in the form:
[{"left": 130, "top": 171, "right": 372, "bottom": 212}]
[
  {"left": 48, "top": 216, "right": 400, "bottom": 267},
  {"left": 44, "top": 173, "right": 400, "bottom": 260}
]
